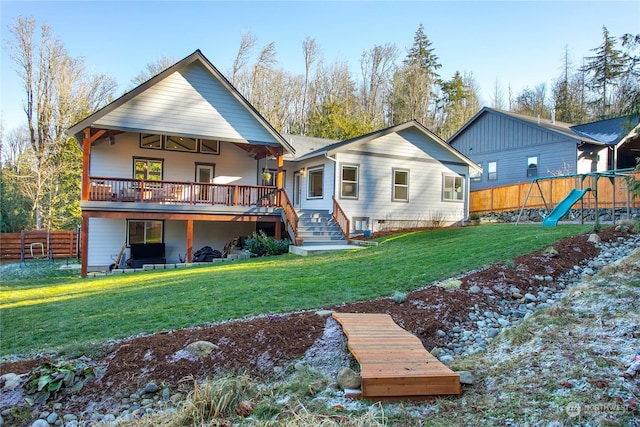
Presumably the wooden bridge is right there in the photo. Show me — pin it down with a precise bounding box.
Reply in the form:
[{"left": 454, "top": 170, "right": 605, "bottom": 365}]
[{"left": 332, "top": 312, "right": 460, "bottom": 399}]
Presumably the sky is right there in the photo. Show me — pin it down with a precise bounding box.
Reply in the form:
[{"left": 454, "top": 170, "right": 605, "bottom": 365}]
[{"left": 1, "top": 0, "right": 639, "bottom": 132}]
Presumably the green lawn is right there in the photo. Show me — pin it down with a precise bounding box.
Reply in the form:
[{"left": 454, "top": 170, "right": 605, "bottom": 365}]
[{"left": 0, "top": 224, "right": 591, "bottom": 357}]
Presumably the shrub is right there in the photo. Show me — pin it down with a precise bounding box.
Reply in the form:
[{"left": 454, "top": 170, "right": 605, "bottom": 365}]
[
  {"left": 245, "top": 230, "right": 291, "bottom": 256},
  {"left": 24, "top": 358, "right": 102, "bottom": 405},
  {"left": 392, "top": 291, "right": 407, "bottom": 304}
]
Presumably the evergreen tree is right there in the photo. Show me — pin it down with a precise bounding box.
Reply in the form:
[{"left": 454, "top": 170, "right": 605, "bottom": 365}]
[
  {"left": 388, "top": 24, "right": 441, "bottom": 127},
  {"left": 437, "top": 71, "right": 481, "bottom": 139},
  {"left": 581, "top": 26, "right": 628, "bottom": 118}
]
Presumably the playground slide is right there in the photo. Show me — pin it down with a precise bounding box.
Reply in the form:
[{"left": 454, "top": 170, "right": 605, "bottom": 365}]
[{"left": 542, "top": 188, "right": 591, "bottom": 227}]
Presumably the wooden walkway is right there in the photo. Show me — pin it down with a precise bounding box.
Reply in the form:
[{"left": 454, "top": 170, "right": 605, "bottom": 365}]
[{"left": 332, "top": 312, "right": 460, "bottom": 399}]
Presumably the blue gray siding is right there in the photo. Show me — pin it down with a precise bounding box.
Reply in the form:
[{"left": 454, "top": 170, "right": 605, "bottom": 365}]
[{"left": 450, "top": 112, "right": 578, "bottom": 190}]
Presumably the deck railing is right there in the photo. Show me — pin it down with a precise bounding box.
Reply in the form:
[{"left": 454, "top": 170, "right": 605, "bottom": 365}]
[
  {"left": 332, "top": 196, "right": 350, "bottom": 240},
  {"left": 87, "top": 177, "right": 278, "bottom": 207},
  {"left": 279, "top": 189, "right": 300, "bottom": 244}
]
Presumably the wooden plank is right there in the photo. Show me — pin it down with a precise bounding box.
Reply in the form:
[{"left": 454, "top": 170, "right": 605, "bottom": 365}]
[{"left": 333, "top": 312, "right": 460, "bottom": 398}]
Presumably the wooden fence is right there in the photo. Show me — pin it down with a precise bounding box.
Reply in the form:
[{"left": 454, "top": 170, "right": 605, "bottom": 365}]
[
  {"left": 470, "top": 172, "right": 640, "bottom": 214},
  {"left": 0, "top": 230, "right": 79, "bottom": 262}
]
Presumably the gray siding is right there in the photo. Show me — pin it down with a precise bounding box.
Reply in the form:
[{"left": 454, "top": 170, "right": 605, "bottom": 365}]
[
  {"left": 334, "top": 131, "right": 469, "bottom": 229},
  {"left": 95, "top": 62, "right": 277, "bottom": 144},
  {"left": 451, "top": 112, "right": 579, "bottom": 190}
]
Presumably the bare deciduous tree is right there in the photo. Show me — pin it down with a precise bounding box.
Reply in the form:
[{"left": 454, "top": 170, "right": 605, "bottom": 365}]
[
  {"left": 231, "top": 30, "right": 257, "bottom": 86},
  {"left": 5, "top": 16, "right": 116, "bottom": 229},
  {"left": 130, "top": 55, "right": 177, "bottom": 87}
]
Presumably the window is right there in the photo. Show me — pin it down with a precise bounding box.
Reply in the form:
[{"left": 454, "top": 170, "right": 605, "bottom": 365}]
[
  {"left": 393, "top": 169, "right": 409, "bottom": 202},
  {"left": 128, "top": 220, "right": 163, "bottom": 245},
  {"left": 134, "top": 158, "right": 163, "bottom": 181},
  {"left": 139, "top": 134, "right": 220, "bottom": 155},
  {"left": 341, "top": 165, "right": 359, "bottom": 199},
  {"left": 487, "top": 161, "right": 497, "bottom": 181},
  {"left": 140, "top": 134, "right": 161, "bottom": 149},
  {"left": 307, "top": 166, "right": 323, "bottom": 198},
  {"left": 200, "top": 139, "right": 220, "bottom": 154},
  {"left": 470, "top": 163, "right": 482, "bottom": 181},
  {"left": 443, "top": 175, "right": 464, "bottom": 201},
  {"left": 165, "top": 135, "right": 197, "bottom": 152},
  {"left": 527, "top": 156, "right": 538, "bottom": 177}
]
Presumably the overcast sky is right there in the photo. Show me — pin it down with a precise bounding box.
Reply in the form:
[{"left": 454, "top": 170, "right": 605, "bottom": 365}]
[{"left": 1, "top": 0, "right": 639, "bottom": 132}]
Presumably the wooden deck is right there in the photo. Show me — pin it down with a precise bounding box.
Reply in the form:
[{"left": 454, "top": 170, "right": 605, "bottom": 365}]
[{"left": 332, "top": 313, "right": 460, "bottom": 399}]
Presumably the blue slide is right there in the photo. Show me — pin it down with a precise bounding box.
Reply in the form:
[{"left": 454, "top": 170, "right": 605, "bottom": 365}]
[{"left": 542, "top": 188, "right": 591, "bottom": 227}]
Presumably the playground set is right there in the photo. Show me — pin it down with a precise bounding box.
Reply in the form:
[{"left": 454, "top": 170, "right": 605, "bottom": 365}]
[{"left": 515, "top": 168, "right": 638, "bottom": 226}]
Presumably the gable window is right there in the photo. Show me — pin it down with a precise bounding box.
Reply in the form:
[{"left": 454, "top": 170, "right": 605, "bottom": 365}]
[
  {"left": 527, "top": 156, "right": 538, "bottom": 178},
  {"left": 128, "top": 220, "right": 163, "bottom": 245},
  {"left": 139, "top": 134, "right": 221, "bottom": 155},
  {"left": 443, "top": 174, "right": 464, "bottom": 201},
  {"left": 140, "top": 134, "right": 161, "bottom": 149},
  {"left": 341, "top": 165, "right": 359, "bottom": 199},
  {"left": 487, "top": 161, "right": 497, "bottom": 181},
  {"left": 165, "top": 135, "right": 197, "bottom": 152},
  {"left": 470, "top": 163, "right": 482, "bottom": 181},
  {"left": 200, "top": 139, "right": 220, "bottom": 154},
  {"left": 307, "top": 166, "right": 323, "bottom": 199},
  {"left": 393, "top": 169, "right": 409, "bottom": 202},
  {"left": 134, "top": 158, "right": 163, "bottom": 181}
]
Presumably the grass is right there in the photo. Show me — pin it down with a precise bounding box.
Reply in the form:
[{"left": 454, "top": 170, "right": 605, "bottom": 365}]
[{"left": 0, "top": 224, "right": 591, "bottom": 357}]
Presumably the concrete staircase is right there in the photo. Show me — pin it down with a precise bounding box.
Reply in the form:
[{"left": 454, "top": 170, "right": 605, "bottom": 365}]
[{"left": 296, "top": 209, "right": 347, "bottom": 246}]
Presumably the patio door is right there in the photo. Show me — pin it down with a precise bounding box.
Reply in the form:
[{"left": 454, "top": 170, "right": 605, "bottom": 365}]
[
  {"left": 195, "top": 163, "right": 215, "bottom": 203},
  {"left": 293, "top": 171, "right": 302, "bottom": 208}
]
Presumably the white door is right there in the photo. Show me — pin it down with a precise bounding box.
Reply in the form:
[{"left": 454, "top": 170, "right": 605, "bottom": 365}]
[
  {"left": 195, "top": 163, "right": 215, "bottom": 203},
  {"left": 293, "top": 172, "right": 302, "bottom": 208}
]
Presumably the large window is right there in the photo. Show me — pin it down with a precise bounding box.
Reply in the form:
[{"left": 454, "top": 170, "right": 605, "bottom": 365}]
[
  {"left": 307, "top": 166, "right": 324, "bottom": 198},
  {"left": 128, "top": 220, "right": 163, "bottom": 245},
  {"left": 487, "top": 161, "right": 497, "bottom": 181},
  {"left": 134, "top": 158, "right": 163, "bottom": 181},
  {"left": 393, "top": 169, "right": 409, "bottom": 202},
  {"left": 443, "top": 175, "right": 464, "bottom": 201},
  {"left": 341, "top": 165, "right": 359, "bottom": 199},
  {"left": 527, "top": 156, "right": 538, "bottom": 178}
]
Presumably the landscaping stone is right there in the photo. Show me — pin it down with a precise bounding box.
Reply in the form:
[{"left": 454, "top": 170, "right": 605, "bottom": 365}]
[
  {"left": 143, "top": 381, "right": 159, "bottom": 394},
  {"left": 457, "top": 371, "right": 475, "bottom": 385},
  {"left": 31, "top": 420, "right": 49, "bottom": 427},
  {"left": 185, "top": 340, "right": 219, "bottom": 357},
  {"left": 336, "top": 367, "right": 361, "bottom": 390}
]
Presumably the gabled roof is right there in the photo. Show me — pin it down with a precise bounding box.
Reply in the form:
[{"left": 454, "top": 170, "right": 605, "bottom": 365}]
[
  {"left": 281, "top": 134, "right": 337, "bottom": 161},
  {"left": 295, "top": 120, "right": 481, "bottom": 171},
  {"left": 68, "top": 50, "right": 295, "bottom": 154},
  {"left": 571, "top": 115, "right": 640, "bottom": 146},
  {"left": 447, "top": 106, "right": 604, "bottom": 146}
]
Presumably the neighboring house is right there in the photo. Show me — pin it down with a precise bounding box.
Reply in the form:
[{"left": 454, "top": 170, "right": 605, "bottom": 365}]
[
  {"left": 447, "top": 107, "right": 640, "bottom": 191},
  {"left": 70, "top": 50, "right": 480, "bottom": 276},
  {"left": 282, "top": 121, "right": 481, "bottom": 234}
]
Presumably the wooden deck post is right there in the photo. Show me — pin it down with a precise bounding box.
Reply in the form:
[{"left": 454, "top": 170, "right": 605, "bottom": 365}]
[
  {"left": 276, "top": 152, "right": 284, "bottom": 206},
  {"left": 80, "top": 213, "right": 89, "bottom": 277},
  {"left": 81, "top": 129, "right": 105, "bottom": 201},
  {"left": 186, "top": 219, "right": 193, "bottom": 263}
]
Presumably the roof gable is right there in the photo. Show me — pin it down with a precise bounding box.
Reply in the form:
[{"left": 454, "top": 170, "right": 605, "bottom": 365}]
[
  {"left": 448, "top": 107, "right": 603, "bottom": 146},
  {"left": 297, "top": 120, "right": 480, "bottom": 171},
  {"left": 68, "top": 50, "right": 294, "bottom": 153}
]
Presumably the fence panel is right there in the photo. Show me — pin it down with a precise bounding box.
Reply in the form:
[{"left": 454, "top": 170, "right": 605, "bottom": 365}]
[
  {"left": 0, "top": 230, "right": 78, "bottom": 261},
  {"left": 470, "top": 173, "right": 640, "bottom": 214}
]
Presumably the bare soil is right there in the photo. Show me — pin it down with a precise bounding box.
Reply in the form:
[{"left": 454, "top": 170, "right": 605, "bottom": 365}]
[{"left": 0, "top": 227, "right": 625, "bottom": 417}]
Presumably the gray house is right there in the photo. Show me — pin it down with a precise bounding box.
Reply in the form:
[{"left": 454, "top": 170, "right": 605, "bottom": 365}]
[{"left": 447, "top": 107, "right": 612, "bottom": 191}]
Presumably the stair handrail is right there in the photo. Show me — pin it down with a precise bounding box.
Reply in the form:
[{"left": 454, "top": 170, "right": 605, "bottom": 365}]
[
  {"left": 332, "top": 196, "right": 350, "bottom": 240},
  {"left": 279, "top": 189, "right": 301, "bottom": 245}
]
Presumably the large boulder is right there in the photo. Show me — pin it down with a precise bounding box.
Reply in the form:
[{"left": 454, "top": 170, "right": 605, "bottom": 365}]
[{"left": 185, "top": 341, "right": 219, "bottom": 358}]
